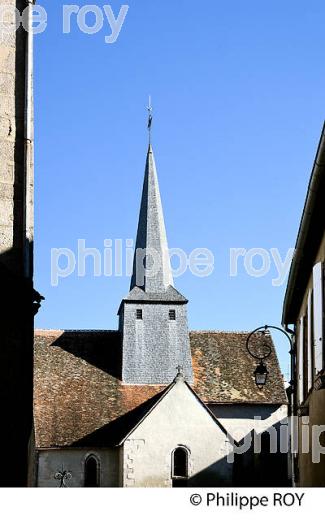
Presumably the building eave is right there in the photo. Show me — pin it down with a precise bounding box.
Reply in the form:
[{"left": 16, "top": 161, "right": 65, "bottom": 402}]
[
  {"left": 282, "top": 122, "right": 325, "bottom": 325},
  {"left": 206, "top": 400, "right": 288, "bottom": 406}
]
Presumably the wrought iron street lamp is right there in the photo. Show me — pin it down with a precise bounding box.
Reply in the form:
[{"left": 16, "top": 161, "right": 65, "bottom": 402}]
[
  {"left": 246, "top": 325, "right": 293, "bottom": 388},
  {"left": 254, "top": 361, "right": 269, "bottom": 387}
]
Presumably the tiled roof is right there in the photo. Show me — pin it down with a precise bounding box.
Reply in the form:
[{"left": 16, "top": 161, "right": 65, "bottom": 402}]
[
  {"left": 189, "top": 331, "right": 286, "bottom": 404},
  {"left": 34, "top": 329, "right": 287, "bottom": 448}
]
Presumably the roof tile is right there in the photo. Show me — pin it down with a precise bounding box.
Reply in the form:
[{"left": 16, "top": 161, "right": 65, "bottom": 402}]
[{"left": 34, "top": 329, "right": 287, "bottom": 448}]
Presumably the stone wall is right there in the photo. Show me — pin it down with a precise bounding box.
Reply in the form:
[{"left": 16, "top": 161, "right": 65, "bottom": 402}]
[
  {"left": 36, "top": 449, "right": 121, "bottom": 487},
  {"left": 122, "top": 378, "right": 234, "bottom": 487},
  {"left": 0, "top": 0, "right": 33, "bottom": 271},
  {"left": 295, "top": 233, "right": 325, "bottom": 486},
  {"left": 209, "top": 403, "right": 290, "bottom": 486},
  {"left": 0, "top": 0, "right": 34, "bottom": 486}
]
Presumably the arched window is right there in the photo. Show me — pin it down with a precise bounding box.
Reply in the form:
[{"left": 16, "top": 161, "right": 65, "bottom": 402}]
[
  {"left": 84, "top": 455, "right": 100, "bottom": 487},
  {"left": 172, "top": 447, "right": 189, "bottom": 487}
]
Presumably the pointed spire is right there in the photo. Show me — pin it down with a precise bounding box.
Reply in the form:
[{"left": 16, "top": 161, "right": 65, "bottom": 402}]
[{"left": 130, "top": 144, "right": 174, "bottom": 293}]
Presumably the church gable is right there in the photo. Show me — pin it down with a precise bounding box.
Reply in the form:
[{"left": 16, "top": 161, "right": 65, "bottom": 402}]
[
  {"left": 122, "top": 375, "right": 234, "bottom": 487},
  {"left": 123, "top": 375, "right": 231, "bottom": 443}
]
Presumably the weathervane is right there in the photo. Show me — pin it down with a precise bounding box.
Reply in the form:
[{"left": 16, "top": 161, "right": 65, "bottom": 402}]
[{"left": 147, "top": 95, "right": 153, "bottom": 144}]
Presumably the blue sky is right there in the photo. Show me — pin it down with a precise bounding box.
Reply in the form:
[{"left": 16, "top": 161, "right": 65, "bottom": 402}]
[{"left": 34, "top": 0, "right": 325, "bottom": 375}]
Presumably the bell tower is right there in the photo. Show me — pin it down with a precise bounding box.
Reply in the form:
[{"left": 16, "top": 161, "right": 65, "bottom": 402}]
[{"left": 118, "top": 108, "right": 193, "bottom": 384}]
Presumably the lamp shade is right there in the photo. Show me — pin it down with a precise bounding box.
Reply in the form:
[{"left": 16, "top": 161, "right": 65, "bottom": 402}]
[{"left": 254, "top": 362, "right": 268, "bottom": 387}]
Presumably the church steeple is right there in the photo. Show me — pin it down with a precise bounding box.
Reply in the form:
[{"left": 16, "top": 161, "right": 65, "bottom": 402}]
[
  {"left": 130, "top": 144, "right": 174, "bottom": 293},
  {"left": 118, "top": 106, "right": 193, "bottom": 385}
]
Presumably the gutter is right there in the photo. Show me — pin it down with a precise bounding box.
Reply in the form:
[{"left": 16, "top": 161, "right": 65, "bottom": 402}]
[{"left": 282, "top": 123, "right": 325, "bottom": 325}]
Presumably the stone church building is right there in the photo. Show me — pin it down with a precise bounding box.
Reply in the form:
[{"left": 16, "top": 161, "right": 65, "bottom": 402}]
[
  {"left": 0, "top": 0, "right": 288, "bottom": 488},
  {"left": 30, "top": 144, "right": 289, "bottom": 487}
]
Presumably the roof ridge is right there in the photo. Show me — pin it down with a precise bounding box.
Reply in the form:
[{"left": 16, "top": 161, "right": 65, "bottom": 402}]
[
  {"left": 35, "top": 329, "right": 252, "bottom": 334},
  {"left": 190, "top": 330, "right": 251, "bottom": 334},
  {"left": 34, "top": 329, "right": 120, "bottom": 334}
]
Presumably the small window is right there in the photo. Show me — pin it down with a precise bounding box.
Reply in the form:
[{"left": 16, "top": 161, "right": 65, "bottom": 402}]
[
  {"left": 136, "top": 309, "right": 143, "bottom": 320},
  {"left": 172, "top": 446, "right": 189, "bottom": 487},
  {"left": 173, "top": 447, "right": 188, "bottom": 477},
  {"left": 169, "top": 309, "right": 176, "bottom": 321},
  {"left": 84, "top": 455, "right": 100, "bottom": 487}
]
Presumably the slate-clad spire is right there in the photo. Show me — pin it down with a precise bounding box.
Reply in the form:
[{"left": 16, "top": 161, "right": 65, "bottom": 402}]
[
  {"left": 119, "top": 130, "right": 193, "bottom": 385},
  {"left": 130, "top": 144, "right": 174, "bottom": 293}
]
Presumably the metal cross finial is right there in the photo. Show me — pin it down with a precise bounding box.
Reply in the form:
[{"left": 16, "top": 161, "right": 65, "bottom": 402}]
[
  {"left": 147, "top": 95, "right": 153, "bottom": 144},
  {"left": 175, "top": 365, "right": 184, "bottom": 382},
  {"left": 176, "top": 364, "right": 183, "bottom": 375}
]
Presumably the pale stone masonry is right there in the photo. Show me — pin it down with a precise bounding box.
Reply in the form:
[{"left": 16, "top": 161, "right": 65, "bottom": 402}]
[
  {"left": 119, "top": 145, "right": 193, "bottom": 384},
  {"left": 0, "top": 0, "right": 34, "bottom": 273}
]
